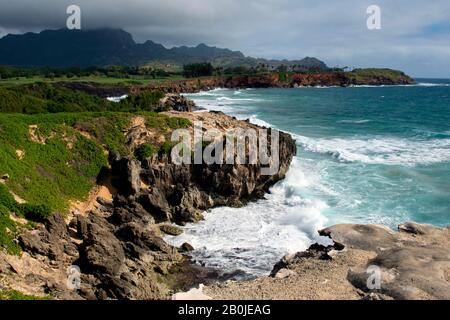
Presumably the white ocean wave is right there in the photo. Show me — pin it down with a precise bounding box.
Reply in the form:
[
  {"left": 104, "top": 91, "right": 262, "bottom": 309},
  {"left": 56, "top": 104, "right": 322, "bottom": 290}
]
[
  {"left": 338, "top": 119, "right": 371, "bottom": 124},
  {"left": 296, "top": 85, "right": 340, "bottom": 89},
  {"left": 295, "top": 134, "right": 450, "bottom": 166},
  {"left": 189, "top": 98, "right": 241, "bottom": 114},
  {"left": 188, "top": 88, "right": 229, "bottom": 96},
  {"left": 417, "top": 82, "right": 450, "bottom": 87},
  {"left": 217, "top": 96, "right": 262, "bottom": 102},
  {"left": 179, "top": 87, "right": 450, "bottom": 277},
  {"left": 350, "top": 83, "right": 450, "bottom": 88},
  {"left": 165, "top": 158, "right": 330, "bottom": 277},
  {"left": 106, "top": 95, "right": 128, "bottom": 102},
  {"left": 247, "top": 115, "right": 273, "bottom": 128}
]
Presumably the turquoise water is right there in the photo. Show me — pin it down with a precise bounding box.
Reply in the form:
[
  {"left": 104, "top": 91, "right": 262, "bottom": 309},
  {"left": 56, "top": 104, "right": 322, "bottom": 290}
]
[{"left": 167, "top": 80, "right": 450, "bottom": 277}]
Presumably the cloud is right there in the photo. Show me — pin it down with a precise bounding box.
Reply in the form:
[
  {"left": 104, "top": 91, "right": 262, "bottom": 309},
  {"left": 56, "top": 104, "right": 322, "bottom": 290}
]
[{"left": 0, "top": 0, "right": 450, "bottom": 77}]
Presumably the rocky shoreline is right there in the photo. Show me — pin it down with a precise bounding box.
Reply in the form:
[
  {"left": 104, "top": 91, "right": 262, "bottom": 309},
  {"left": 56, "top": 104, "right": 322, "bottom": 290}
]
[
  {"left": 131, "top": 71, "right": 415, "bottom": 94},
  {"left": 1, "top": 91, "right": 448, "bottom": 301},
  {"left": 204, "top": 222, "right": 450, "bottom": 300},
  {"left": 60, "top": 70, "right": 416, "bottom": 98},
  {"left": 0, "top": 108, "right": 296, "bottom": 300}
]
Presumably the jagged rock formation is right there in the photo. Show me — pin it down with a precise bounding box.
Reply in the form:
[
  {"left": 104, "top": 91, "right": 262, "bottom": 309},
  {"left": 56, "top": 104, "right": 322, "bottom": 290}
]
[
  {"left": 158, "top": 94, "right": 196, "bottom": 112},
  {"left": 109, "top": 112, "right": 296, "bottom": 225},
  {"left": 204, "top": 223, "right": 450, "bottom": 300},
  {"left": 4, "top": 111, "right": 296, "bottom": 300}
]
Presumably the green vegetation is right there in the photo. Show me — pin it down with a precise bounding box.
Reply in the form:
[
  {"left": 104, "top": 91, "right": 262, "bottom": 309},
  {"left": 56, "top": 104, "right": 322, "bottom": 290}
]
[
  {"left": 141, "top": 62, "right": 183, "bottom": 74},
  {"left": 0, "top": 84, "right": 110, "bottom": 113},
  {"left": 0, "top": 203, "right": 21, "bottom": 255},
  {"left": 0, "top": 111, "right": 191, "bottom": 253},
  {"left": 0, "top": 184, "right": 51, "bottom": 222},
  {"left": 159, "top": 141, "right": 174, "bottom": 156},
  {"left": 134, "top": 140, "right": 175, "bottom": 161},
  {"left": 0, "top": 113, "right": 109, "bottom": 212},
  {"left": 0, "top": 63, "right": 197, "bottom": 255},
  {"left": 182, "top": 63, "right": 214, "bottom": 78},
  {"left": 0, "top": 83, "right": 167, "bottom": 114},
  {"left": 143, "top": 113, "right": 191, "bottom": 130},
  {"left": 135, "top": 143, "right": 157, "bottom": 161},
  {"left": 0, "top": 74, "right": 186, "bottom": 87},
  {"left": 347, "top": 68, "right": 414, "bottom": 83},
  {"left": 73, "top": 114, "right": 131, "bottom": 156},
  {"left": 0, "top": 65, "right": 184, "bottom": 86},
  {"left": 120, "top": 91, "right": 165, "bottom": 112},
  {"left": 0, "top": 62, "right": 330, "bottom": 87},
  {"left": 0, "top": 289, "right": 51, "bottom": 300},
  {"left": 20, "top": 204, "right": 52, "bottom": 222},
  {"left": 0, "top": 183, "right": 49, "bottom": 254}
]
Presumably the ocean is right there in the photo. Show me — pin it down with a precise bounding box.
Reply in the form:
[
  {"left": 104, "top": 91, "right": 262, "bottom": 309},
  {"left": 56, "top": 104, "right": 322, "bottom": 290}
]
[{"left": 165, "top": 79, "right": 450, "bottom": 279}]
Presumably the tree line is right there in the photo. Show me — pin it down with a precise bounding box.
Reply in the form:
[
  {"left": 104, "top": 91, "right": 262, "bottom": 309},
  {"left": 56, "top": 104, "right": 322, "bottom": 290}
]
[{"left": 0, "top": 65, "right": 171, "bottom": 80}]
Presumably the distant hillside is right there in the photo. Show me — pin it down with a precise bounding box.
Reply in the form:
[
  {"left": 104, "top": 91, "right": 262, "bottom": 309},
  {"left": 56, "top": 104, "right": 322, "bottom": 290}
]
[{"left": 0, "top": 29, "right": 328, "bottom": 70}]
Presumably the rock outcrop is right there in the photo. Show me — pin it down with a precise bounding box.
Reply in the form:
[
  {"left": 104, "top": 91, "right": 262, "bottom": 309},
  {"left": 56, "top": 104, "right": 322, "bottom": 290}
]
[
  {"left": 205, "top": 223, "right": 450, "bottom": 300},
  {"left": 109, "top": 111, "right": 296, "bottom": 225},
  {"left": 158, "top": 94, "right": 196, "bottom": 112},
  {"left": 14, "top": 204, "right": 184, "bottom": 300},
  {"left": 5, "top": 110, "right": 297, "bottom": 300},
  {"left": 321, "top": 223, "right": 450, "bottom": 300},
  {"left": 129, "top": 74, "right": 281, "bottom": 94}
]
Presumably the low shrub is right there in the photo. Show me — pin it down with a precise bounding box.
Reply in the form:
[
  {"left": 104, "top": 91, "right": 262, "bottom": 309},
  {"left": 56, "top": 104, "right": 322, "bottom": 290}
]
[
  {"left": 135, "top": 143, "right": 157, "bottom": 162},
  {"left": 159, "top": 141, "right": 173, "bottom": 155},
  {"left": 19, "top": 203, "right": 52, "bottom": 222}
]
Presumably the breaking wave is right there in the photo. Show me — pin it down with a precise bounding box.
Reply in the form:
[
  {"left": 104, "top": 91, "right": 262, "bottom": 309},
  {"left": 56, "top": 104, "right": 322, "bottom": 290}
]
[
  {"left": 295, "top": 135, "right": 450, "bottom": 166},
  {"left": 166, "top": 158, "right": 330, "bottom": 278}
]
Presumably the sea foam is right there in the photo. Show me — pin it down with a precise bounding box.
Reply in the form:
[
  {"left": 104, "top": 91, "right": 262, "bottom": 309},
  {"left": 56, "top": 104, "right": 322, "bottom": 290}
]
[
  {"left": 165, "top": 158, "right": 330, "bottom": 278},
  {"left": 179, "top": 86, "right": 450, "bottom": 277},
  {"left": 295, "top": 134, "right": 450, "bottom": 166}
]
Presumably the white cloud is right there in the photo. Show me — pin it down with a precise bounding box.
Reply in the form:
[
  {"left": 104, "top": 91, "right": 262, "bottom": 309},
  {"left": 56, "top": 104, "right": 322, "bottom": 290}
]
[{"left": 0, "top": 0, "right": 450, "bottom": 77}]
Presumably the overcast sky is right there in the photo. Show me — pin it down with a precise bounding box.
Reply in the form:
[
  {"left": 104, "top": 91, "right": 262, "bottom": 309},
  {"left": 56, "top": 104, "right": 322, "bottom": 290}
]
[{"left": 1, "top": 0, "right": 450, "bottom": 77}]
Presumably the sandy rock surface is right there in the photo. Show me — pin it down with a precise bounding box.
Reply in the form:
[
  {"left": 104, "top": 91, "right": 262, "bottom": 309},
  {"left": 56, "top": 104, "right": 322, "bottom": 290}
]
[{"left": 205, "top": 223, "right": 450, "bottom": 300}]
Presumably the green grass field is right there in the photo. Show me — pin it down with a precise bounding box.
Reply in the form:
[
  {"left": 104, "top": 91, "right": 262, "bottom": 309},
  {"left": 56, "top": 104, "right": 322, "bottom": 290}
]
[{"left": 0, "top": 74, "right": 186, "bottom": 87}]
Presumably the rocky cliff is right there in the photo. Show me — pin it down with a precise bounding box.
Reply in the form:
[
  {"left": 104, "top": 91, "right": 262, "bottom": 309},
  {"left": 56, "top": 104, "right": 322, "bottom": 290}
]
[
  {"left": 58, "top": 69, "right": 415, "bottom": 99},
  {"left": 0, "top": 110, "right": 296, "bottom": 300},
  {"left": 129, "top": 69, "right": 415, "bottom": 95}
]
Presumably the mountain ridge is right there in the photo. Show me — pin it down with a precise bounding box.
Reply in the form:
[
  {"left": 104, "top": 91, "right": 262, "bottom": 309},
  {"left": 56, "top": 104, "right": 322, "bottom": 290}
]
[{"left": 0, "top": 28, "right": 328, "bottom": 70}]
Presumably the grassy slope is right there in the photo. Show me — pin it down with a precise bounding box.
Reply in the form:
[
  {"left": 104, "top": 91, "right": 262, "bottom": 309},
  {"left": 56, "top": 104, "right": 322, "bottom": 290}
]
[
  {"left": 0, "top": 111, "right": 190, "bottom": 255},
  {"left": 347, "top": 68, "right": 415, "bottom": 83},
  {"left": 0, "top": 84, "right": 111, "bottom": 114},
  {"left": 0, "top": 83, "right": 168, "bottom": 114}
]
